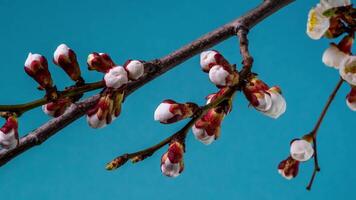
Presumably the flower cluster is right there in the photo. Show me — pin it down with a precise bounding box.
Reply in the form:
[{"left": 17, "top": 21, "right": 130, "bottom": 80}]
[
  {"left": 243, "top": 76, "right": 286, "bottom": 119},
  {"left": 87, "top": 53, "right": 144, "bottom": 89},
  {"left": 154, "top": 50, "right": 286, "bottom": 177},
  {"left": 200, "top": 50, "right": 239, "bottom": 87},
  {"left": 307, "top": 0, "right": 356, "bottom": 111},
  {"left": 0, "top": 116, "right": 19, "bottom": 150},
  {"left": 278, "top": 136, "right": 314, "bottom": 179}
]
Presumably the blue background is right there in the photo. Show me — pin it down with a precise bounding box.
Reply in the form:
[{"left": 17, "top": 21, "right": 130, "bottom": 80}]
[{"left": 0, "top": 0, "right": 354, "bottom": 199}]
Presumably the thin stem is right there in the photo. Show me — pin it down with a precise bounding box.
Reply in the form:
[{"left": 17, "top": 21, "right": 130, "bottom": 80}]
[
  {"left": 0, "top": 81, "right": 105, "bottom": 116},
  {"left": 311, "top": 78, "right": 344, "bottom": 137},
  {"left": 306, "top": 77, "right": 344, "bottom": 191}
]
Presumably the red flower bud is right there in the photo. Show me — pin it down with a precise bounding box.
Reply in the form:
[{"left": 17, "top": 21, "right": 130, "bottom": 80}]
[
  {"left": 24, "top": 53, "right": 53, "bottom": 90},
  {"left": 53, "top": 44, "right": 82, "bottom": 81},
  {"left": 161, "top": 141, "right": 184, "bottom": 177},
  {"left": 87, "top": 52, "right": 115, "bottom": 73},
  {"left": 278, "top": 156, "right": 299, "bottom": 180},
  {"left": 0, "top": 116, "right": 19, "bottom": 150},
  {"left": 154, "top": 100, "right": 199, "bottom": 124},
  {"left": 42, "top": 98, "right": 73, "bottom": 117}
]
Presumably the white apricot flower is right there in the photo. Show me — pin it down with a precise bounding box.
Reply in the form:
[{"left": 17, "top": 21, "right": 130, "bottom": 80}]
[
  {"left": 290, "top": 139, "right": 314, "bottom": 162},
  {"left": 104, "top": 66, "right": 129, "bottom": 89}
]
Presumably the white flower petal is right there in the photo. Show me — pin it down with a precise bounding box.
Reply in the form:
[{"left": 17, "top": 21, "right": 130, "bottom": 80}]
[
  {"left": 104, "top": 66, "right": 128, "bottom": 89},
  {"left": 54, "top": 44, "right": 70, "bottom": 63},
  {"left": 322, "top": 45, "right": 348, "bottom": 69},
  {"left": 125, "top": 60, "right": 144, "bottom": 80},
  {"left": 262, "top": 92, "right": 286, "bottom": 119},
  {"left": 339, "top": 56, "right": 356, "bottom": 85},
  {"left": 154, "top": 103, "right": 174, "bottom": 123},
  {"left": 25, "top": 53, "right": 42, "bottom": 68},
  {"left": 208, "top": 65, "right": 229, "bottom": 86},
  {"left": 87, "top": 115, "right": 107, "bottom": 129},
  {"left": 306, "top": 4, "right": 330, "bottom": 40},
  {"left": 290, "top": 140, "right": 314, "bottom": 162},
  {"left": 200, "top": 50, "right": 218, "bottom": 72},
  {"left": 161, "top": 159, "right": 181, "bottom": 177}
]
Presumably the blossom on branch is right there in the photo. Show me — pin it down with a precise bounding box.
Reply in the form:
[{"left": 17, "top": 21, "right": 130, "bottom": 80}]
[
  {"left": 0, "top": 116, "right": 19, "bottom": 150},
  {"left": 290, "top": 138, "right": 314, "bottom": 162},
  {"left": 322, "top": 35, "right": 353, "bottom": 69},
  {"left": 243, "top": 77, "right": 286, "bottom": 119},
  {"left": 53, "top": 44, "right": 82, "bottom": 82},
  {"left": 339, "top": 55, "right": 356, "bottom": 85},
  {"left": 24, "top": 53, "right": 54, "bottom": 90},
  {"left": 208, "top": 65, "right": 239, "bottom": 87},
  {"left": 154, "top": 100, "right": 198, "bottom": 124},
  {"left": 307, "top": 0, "right": 351, "bottom": 40},
  {"left": 161, "top": 141, "right": 185, "bottom": 177}
]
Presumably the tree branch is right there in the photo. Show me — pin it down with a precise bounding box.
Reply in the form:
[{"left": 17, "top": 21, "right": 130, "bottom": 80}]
[{"left": 0, "top": 0, "right": 294, "bottom": 167}]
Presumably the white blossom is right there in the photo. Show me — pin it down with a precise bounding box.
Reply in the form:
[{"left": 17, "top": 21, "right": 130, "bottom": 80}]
[{"left": 290, "top": 139, "right": 314, "bottom": 162}]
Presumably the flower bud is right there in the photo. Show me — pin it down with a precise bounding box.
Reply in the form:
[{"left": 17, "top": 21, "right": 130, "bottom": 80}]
[
  {"left": 322, "top": 44, "right": 348, "bottom": 69},
  {"left": 154, "top": 100, "right": 198, "bottom": 124},
  {"left": 53, "top": 44, "right": 81, "bottom": 81},
  {"left": 86, "top": 92, "right": 123, "bottom": 129},
  {"left": 263, "top": 87, "right": 286, "bottom": 119},
  {"left": 24, "top": 53, "right": 53, "bottom": 90},
  {"left": 161, "top": 141, "right": 184, "bottom": 177},
  {"left": 206, "top": 88, "right": 233, "bottom": 114},
  {"left": 42, "top": 98, "right": 72, "bottom": 117},
  {"left": 244, "top": 77, "right": 286, "bottom": 119},
  {"left": 0, "top": 116, "right": 19, "bottom": 150},
  {"left": 346, "top": 86, "right": 356, "bottom": 111},
  {"left": 87, "top": 52, "right": 115, "bottom": 73},
  {"left": 192, "top": 107, "right": 224, "bottom": 145},
  {"left": 278, "top": 156, "right": 299, "bottom": 180},
  {"left": 123, "top": 60, "right": 144, "bottom": 80},
  {"left": 104, "top": 66, "right": 129, "bottom": 89},
  {"left": 290, "top": 139, "right": 314, "bottom": 162},
  {"left": 208, "top": 65, "right": 239, "bottom": 87},
  {"left": 339, "top": 55, "right": 356, "bottom": 85},
  {"left": 200, "top": 50, "right": 230, "bottom": 73}
]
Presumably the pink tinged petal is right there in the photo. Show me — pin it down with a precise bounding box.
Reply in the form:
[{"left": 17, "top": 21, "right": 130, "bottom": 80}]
[
  {"left": 339, "top": 56, "right": 356, "bottom": 85},
  {"left": 322, "top": 45, "right": 348, "bottom": 69},
  {"left": 208, "top": 65, "right": 230, "bottom": 86},
  {"left": 124, "top": 60, "right": 144, "bottom": 80},
  {"left": 290, "top": 139, "right": 314, "bottom": 162},
  {"left": 104, "top": 66, "right": 128, "bottom": 89},
  {"left": 154, "top": 103, "right": 174, "bottom": 123},
  {"left": 87, "top": 114, "right": 107, "bottom": 129}
]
